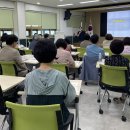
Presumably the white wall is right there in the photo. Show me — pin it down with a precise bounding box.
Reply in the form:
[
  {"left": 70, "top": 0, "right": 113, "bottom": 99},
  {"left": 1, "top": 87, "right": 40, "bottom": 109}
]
[
  {"left": 59, "top": 9, "right": 86, "bottom": 36},
  {"left": 17, "top": 2, "right": 26, "bottom": 39}
]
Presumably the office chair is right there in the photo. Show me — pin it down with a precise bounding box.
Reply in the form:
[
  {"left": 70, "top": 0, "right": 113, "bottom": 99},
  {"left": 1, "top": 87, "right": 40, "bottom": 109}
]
[
  {"left": 0, "top": 61, "right": 18, "bottom": 76},
  {"left": 52, "top": 63, "right": 75, "bottom": 79},
  {"left": 6, "top": 101, "right": 74, "bottom": 130},
  {"left": 122, "top": 54, "right": 130, "bottom": 61},
  {"left": 77, "top": 47, "right": 86, "bottom": 60},
  {"left": 23, "top": 49, "right": 32, "bottom": 55},
  {"left": 99, "top": 65, "right": 130, "bottom": 121},
  {"left": 103, "top": 48, "right": 113, "bottom": 56}
]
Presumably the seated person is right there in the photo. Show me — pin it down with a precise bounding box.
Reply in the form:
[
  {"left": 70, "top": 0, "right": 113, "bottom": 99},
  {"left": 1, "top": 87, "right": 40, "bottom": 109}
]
[
  {"left": 103, "top": 34, "right": 113, "bottom": 48},
  {"left": 44, "top": 33, "right": 49, "bottom": 39},
  {"left": 105, "top": 39, "right": 129, "bottom": 103},
  {"left": 29, "top": 33, "right": 41, "bottom": 52},
  {"left": 87, "top": 34, "right": 105, "bottom": 59},
  {"left": 25, "top": 39, "right": 76, "bottom": 125},
  {"left": 80, "top": 33, "right": 91, "bottom": 48},
  {"left": 122, "top": 37, "right": 130, "bottom": 54},
  {"left": 1, "top": 33, "right": 8, "bottom": 48},
  {"left": 0, "top": 34, "right": 28, "bottom": 77},
  {"left": 55, "top": 38, "right": 75, "bottom": 67},
  {"left": 78, "top": 28, "right": 86, "bottom": 42},
  {"left": 65, "top": 38, "right": 72, "bottom": 52}
]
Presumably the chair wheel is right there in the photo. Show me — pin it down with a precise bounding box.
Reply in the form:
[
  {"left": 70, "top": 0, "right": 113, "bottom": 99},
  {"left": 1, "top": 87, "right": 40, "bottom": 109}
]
[
  {"left": 85, "top": 82, "right": 87, "bottom": 85},
  {"left": 78, "top": 128, "right": 81, "bottom": 130},
  {"left": 97, "top": 99, "right": 100, "bottom": 103},
  {"left": 121, "top": 116, "right": 127, "bottom": 122},
  {"left": 97, "top": 92, "right": 98, "bottom": 95},
  {"left": 107, "top": 99, "right": 111, "bottom": 103},
  {"left": 80, "top": 91, "right": 83, "bottom": 94},
  {"left": 99, "top": 109, "right": 103, "bottom": 114}
]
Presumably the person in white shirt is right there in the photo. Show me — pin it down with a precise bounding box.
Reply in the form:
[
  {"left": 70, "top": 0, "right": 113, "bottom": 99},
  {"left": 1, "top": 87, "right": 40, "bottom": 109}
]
[{"left": 103, "top": 34, "right": 113, "bottom": 48}]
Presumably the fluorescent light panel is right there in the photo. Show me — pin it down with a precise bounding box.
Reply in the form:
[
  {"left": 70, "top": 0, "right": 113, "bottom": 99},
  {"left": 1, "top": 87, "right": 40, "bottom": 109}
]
[
  {"left": 37, "top": 2, "right": 40, "bottom": 5},
  {"left": 57, "top": 4, "right": 73, "bottom": 7},
  {"left": 80, "top": 0, "right": 100, "bottom": 4}
]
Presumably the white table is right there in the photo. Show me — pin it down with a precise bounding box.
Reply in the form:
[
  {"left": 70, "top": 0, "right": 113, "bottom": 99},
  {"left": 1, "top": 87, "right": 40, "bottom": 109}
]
[
  {"left": 96, "top": 59, "right": 105, "bottom": 68},
  {"left": 22, "top": 55, "right": 82, "bottom": 69},
  {"left": 22, "top": 55, "right": 39, "bottom": 65},
  {"left": 105, "top": 52, "right": 109, "bottom": 56},
  {"left": 0, "top": 75, "right": 25, "bottom": 92},
  {"left": 74, "top": 61, "right": 82, "bottom": 68},
  {"left": 70, "top": 80, "right": 82, "bottom": 130},
  {"left": 71, "top": 52, "right": 80, "bottom": 56},
  {"left": 84, "top": 52, "right": 109, "bottom": 57},
  {"left": 70, "top": 80, "right": 82, "bottom": 96},
  {"left": 71, "top": 45, "right": 80, "bottom": 49}
]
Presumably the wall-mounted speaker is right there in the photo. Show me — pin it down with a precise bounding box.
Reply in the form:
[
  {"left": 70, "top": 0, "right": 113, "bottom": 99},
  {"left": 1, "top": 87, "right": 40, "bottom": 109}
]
[{"left": 64, "top": 10, "right": 72, "bottom": 20}]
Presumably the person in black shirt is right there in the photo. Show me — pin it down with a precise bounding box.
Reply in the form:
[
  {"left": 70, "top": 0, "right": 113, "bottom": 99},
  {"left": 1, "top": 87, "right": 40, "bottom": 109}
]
[{"left": 105, "top": 39, "right": 129, "bottom": 103}]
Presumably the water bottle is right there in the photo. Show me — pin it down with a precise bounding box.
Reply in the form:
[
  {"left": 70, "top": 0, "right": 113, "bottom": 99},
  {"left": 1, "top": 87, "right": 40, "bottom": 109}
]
[{"left": 98, "top": 53, "right": 102, "bottom": 61}]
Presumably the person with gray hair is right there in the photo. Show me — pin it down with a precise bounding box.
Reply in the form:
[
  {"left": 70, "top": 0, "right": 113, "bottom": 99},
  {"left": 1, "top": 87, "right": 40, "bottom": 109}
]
[{"left": 29, "top": 33, "right": 42, "bottom": 52}]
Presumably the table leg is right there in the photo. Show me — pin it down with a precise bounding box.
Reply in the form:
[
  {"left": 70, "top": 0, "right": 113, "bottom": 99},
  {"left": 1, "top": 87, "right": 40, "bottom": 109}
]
[
  {"left": 75, "top": 101, "right": 81, "bottom": 130},
  {"left": 97, "top": 84, "right": 101, "bottom": 103}
]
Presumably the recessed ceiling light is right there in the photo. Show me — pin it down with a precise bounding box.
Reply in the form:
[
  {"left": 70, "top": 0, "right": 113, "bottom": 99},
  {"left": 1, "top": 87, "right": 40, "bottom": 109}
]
[
  {"left": 111, "top": 0, "right": 118, "bottom": 2},
  {"left": 37, "top": 2, "right": 40, "bottom": 5},
  {"left": 80, "top": 0, "right": 100, "bottom": 4},
  {"left": 57, "top": 4, "right": 73, "bottom": 7},
  {"left": 59, "top": 0, "right": 63, "bottom": 1}
]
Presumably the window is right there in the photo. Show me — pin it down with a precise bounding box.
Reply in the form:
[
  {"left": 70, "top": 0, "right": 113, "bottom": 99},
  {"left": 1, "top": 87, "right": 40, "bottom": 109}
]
[
  {"left": 44, "top": 30, "right": 49, "bottom": 34},
  {"left": 26, "top": 31, "right": 29, "bottom": 36},
  {"left": 38, "top": 30, "right": 42, "bottom": 34},
  {"left": 0, "top": 29, "right": 13, "bottom": 36},
  {"left": 4, "top": 31, "right": 12, "bottom": 35},
  {"left": 32, "top": 31, "right": 37, "bottom": 36},
  {"left": 50, "top": 30, "right": 55, "bottom": 35}
]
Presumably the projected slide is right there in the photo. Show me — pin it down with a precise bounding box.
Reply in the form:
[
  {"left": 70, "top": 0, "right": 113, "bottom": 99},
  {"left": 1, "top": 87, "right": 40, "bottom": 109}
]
[{"left": 107, "top": 10, "right": 130, "bottom": 37}]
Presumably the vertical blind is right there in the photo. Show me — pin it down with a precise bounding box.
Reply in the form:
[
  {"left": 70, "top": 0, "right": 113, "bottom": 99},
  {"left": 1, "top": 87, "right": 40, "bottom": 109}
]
[
  {"left": 42, "top": 13, "right": 57, "bottom": 29},
  {"left": 0, "top": 9, "right": 13, "bottom": 28},
  {"left": 26, "top": 12, "right": 42, "bottom": 26},
  {"left": 26, "top": 11, "right": 57, "bottom": 29}
]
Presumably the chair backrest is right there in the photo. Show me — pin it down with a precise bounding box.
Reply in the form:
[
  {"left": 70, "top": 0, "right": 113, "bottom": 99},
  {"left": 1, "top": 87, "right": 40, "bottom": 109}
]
[
  {"left": 0, "top": 61, "right": 18, "bottom": 76},
  {"left": 77, "top": 47, "right": 86, "bottom": 57},
  {"left": 51, "top": 63, "right": 66, "bottom": 73},
  {"left": 6, "top": 101, "right": 63, "bottom": 130},
  {"left": 100, "top": 65, "right": 128, "bottom": 87},
  {"left": 103, "top": 48, "right": 113, "bottom": 56},
  {"left": 122, "top": 54, "right": 130, "bottom": 61},
  {"left": 0, "top": 86, "right": 7, "bottom": 115},
  {"left": 23, "top": 49, "right": 32, "bottom": 55}
]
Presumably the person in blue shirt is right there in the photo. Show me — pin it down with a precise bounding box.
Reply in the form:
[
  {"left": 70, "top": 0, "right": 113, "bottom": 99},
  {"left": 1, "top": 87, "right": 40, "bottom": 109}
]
[
  {"left": 86, "top": 34, "right": 105, "bottom": 59},
  {"left": 29, "top": 33, "right": 42, "bottom": 52}
]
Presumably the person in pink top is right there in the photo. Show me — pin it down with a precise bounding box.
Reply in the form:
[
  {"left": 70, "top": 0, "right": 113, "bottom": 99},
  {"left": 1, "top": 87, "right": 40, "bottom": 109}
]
[
  {"left": 122, "top": 37, "right": 130, "bottom": 54},
  {"left": 65, "top": 38, "right": 72, "bottom": 52},
  {"left": 55, "top": 38, "right": 75, "bottom": 67}
]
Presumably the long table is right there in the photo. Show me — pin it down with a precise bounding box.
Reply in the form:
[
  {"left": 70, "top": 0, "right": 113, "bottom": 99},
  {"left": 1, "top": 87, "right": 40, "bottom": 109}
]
[
  {"left": 70, "top": 80, "right": 82, "bottom": 130},
  {"left": 96, "top": 59, "right": 105, "bottom": 68},
  {"left": 0, "top": 75, "right": 25, "bottom": 92},
  {"left": 0, "top": 75, "right": 82, "bottom": 130},
  {"left": 22, "top": 54, "right": 82, "bottom": 69}
]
